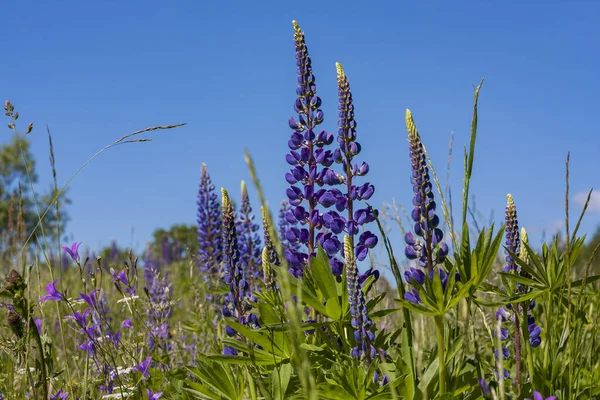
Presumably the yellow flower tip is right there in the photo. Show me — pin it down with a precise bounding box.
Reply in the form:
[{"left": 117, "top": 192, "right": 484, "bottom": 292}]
[
  {"left": 520, "top": 227, "right": 528, "bottom": 242},
  {"left": 241, "top": 180, "right": 247, "bottom": 194},
  {"left": 292, "top": 20, "right": 300, "bottom": 32},
  {"left": 506, "top": 193, "right": 514, "bottom": 206},
  {"left": 261, "top": 246, "right": 270, "bottom": 266},
  {"left": 336, "top": 62, "right": 344, "bottom": 79},
  {"left": 221, "top": 188, "right": 230, "bottom": 209}
]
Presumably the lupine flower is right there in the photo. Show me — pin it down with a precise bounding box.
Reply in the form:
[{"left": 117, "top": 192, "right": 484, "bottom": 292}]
[
  {"left": 497, "top": 195, "right": 542, "bottom": 384},
  {"left": 147, "top": 388, "right": 163, "bottom": 400},
  {"left": 519, "top": 227, "right": 542, "bottom": 348},
  {"left": 221, "top": 188, "right": 258, "bottom": 354},
  {"left": 278, "top": 200, "right": 298, "bottom": 254},
  {"left": 49, "top": 388, "right": 68, "bottom": 400},
  {"left": 197, "top": 163, "right": 223, "bottom": 278},
  {"left": 236, "top": 181, "right": 262, "bottom": 281},
  {"left": 334, "top": 63, "right": 378, "bottom": 265},
  {"left": 40, "top": 279, "right": 64, "bottom": 302},
  {"left": 526, "top": 392, "right": 556, "bottom": 400},
  {"left": 344, "top": 236, "right": 375, "bottom": 361},
  {"left": 402, "top": 110, "right": 450, "bottom": 308},
  {"left": 478, "top": 379, "right": 491, "bottom": 398},
  {"left": 262, "top": 206, "right": 279, "bottom": 266},
  {"left": 403, "top": 110, "right": 448, "bottom": 275},
  {"left": 63, "top": 241, "right": 82, "bottom": 263},
  {"left": 284, "top": 20, "right": 344, "bottom": 277}
]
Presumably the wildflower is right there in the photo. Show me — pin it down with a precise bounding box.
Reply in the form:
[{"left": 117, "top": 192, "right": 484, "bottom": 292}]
[
  {"left": 278, "top": 200, "right": 298, "bottom": 254},
  {"left": 236, "top": 181, "right": 262, "bottom": 281},
  {"left": 50, "top": 389, "right": 68, "bottom": 400},
  {"left": 334, "top": 63, "right": 378, "bottom": 264},
  {"left": 40, "top": 279, "right": 65, "bottom": 302},
  {"left": 135, "top": 356, "right": 152, "bottom": 378},
  {"left": 345, "top": 236, "right": 375, "bottom": 361},
  {"left": 402, "top": 110, "right": 450, "bottom": 310},
  {"left": 478, "top": 379, "right": 491, "bottom": 398},
  {"left": 63, "top": 241, "right": 82, "bottom": 263},
  {"left": 34, "top": 318, "right": 43, "bottom": 334},
  {"left": 122, "top": 319, "right": 133, "bottom": 329},
  {"left": 147, "top": 389, "right": 163, "bottom": 400},
  {"left": 284, "top": 20, "right": 343, "bottom": 277},
  {"left": 196, "top": 163, "right": 223, "bottom": 278},
  {"left": 144, "top": 249, "right": 173, "bottom": 354},
  {"left": 77, "top": 290, "right": 98, "bottom": 308},
  {"left": 221, "top": 188, "right": 258, "bottom": 353}
]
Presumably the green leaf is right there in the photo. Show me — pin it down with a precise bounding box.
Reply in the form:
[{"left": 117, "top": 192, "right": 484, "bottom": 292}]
[
  {"left": 311, "top": 246, "right": 338, "bottom": 300},
  {"left": 259, "top": 302, "right": 280, "bottom": 326},
  {"left": 325, "top": 297, "right": 342, "bottom": 320},
  {"left": 225, "top": 319, "right": 284, "bottom": 355},
  {"left": 396, "top": 298, "right": 439, "bottom": 316},
  {"left": 498, "top": 272, "right": 540, "bottom": 287},
  {"left": 299, "top": 343, "right": 325, "bottom": 352},
  {"left": 571, "top": 275, "right": 600, "bottom": 288},
  {"left": 369, "top": 308, "right": 400, "bottom": 319},
  {"left": 272, "top": 363, "right": 292, "bottom": 400}
]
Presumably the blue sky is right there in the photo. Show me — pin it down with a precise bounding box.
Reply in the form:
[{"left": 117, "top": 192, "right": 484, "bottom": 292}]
[{"left": 3, "top": 1, "right": 599, "bottom": 259}]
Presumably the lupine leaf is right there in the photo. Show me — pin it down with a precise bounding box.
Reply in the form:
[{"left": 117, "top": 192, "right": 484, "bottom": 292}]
[{"left": 311, "top": 246, "right": 338, "bottom": 300}]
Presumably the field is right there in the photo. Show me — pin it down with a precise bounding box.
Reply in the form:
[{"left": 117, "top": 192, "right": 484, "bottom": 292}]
[{"left": 1, "top": 17, "right": 599, "bottom": 400}]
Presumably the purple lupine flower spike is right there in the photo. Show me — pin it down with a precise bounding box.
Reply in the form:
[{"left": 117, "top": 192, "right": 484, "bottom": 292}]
[
  {"left": 197, "top": 163, "right": 223, "bottom": 278},
  {"left": 334, "top": 63, "right": 378, "bottom": 265},
  {"left": 344, "top": 236, "right": 375, "bottom": 362},
  {"left": 402, "top": 110, "right": 450, "bottom": 305},
  {"left": 40, "top": 279, "right": 65, "bottom": 302},
  {"left": 284, "top": 20, "right": 344, "bottom": 277},
  {"left": 63, "top": 241, "right": 82, "bottom": 263},
  {"left": 236, "top": 181, "right": 263, "bottom": 282},
  {"left": 221, "top": 188, "right": 258, "bottom": 354},
  {"left": 404, "top": 110, "right": 447, "bottom": 275},
  {"left": 278, "top": 200, "right": 298, "bottom": 254}
]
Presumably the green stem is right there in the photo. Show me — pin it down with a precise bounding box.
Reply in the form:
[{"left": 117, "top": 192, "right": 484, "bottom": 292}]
[
  {"left": 522, "top": 302, "right": 536, "bottom": 388},
  {"left": 434, "top": 316, "right": 446, "bottom": 394},
  {"left": 30, "top": 316, "right": 48, "bottom": 400}
]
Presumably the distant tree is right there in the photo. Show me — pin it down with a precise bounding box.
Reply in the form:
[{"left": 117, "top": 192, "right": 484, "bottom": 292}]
[
  {"left": 149, "top": 224, "right": 198, "bottom": 264},
  {"left": 1, "top": 102, "right": 70, "bottom": 260},
  {"left": 575, "top": 225, "right": 600, "bottom": 277}
]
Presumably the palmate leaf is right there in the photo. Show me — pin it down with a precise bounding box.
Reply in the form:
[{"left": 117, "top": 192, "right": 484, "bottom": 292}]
[{"left": 185, "top": 358, "right": 245, "bottom": 400}]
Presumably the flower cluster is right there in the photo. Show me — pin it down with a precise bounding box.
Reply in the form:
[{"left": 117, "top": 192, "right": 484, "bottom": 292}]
[
  {"left": 236, "top": 181, "right": 262, "bottom": 282},
  {"left": 221, "top": 188, "right": 258, "bottom": 355},
  {"left": 403, "top": 110, "right": 449, "bottom": 304},
  {"left": 345, "top": 236, "right": 375, "bottom": 361},
  {"left": 334, "top": 63, "right": 378, "bottom": 263},
  {"left": 197, "top": 163, "right": 223, "bottom": 278},
  {"left": 143, "top": 249, "right": 173, "bottom": 355},
  {"left": 278, "top": 200, "right": 298, "bottom": 254},
  {"left": 283, "top": 20, "right": 345, "bottom": 277}
]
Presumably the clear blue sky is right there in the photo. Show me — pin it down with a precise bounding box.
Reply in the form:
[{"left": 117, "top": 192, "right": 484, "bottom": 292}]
[{"left": 3, "top": 1, "right": 599, "bottom": 259}]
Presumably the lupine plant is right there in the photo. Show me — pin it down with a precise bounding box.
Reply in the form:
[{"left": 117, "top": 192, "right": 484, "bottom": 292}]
[{"left": 1, "top": 18, "right": 600, "bottom": 400}]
